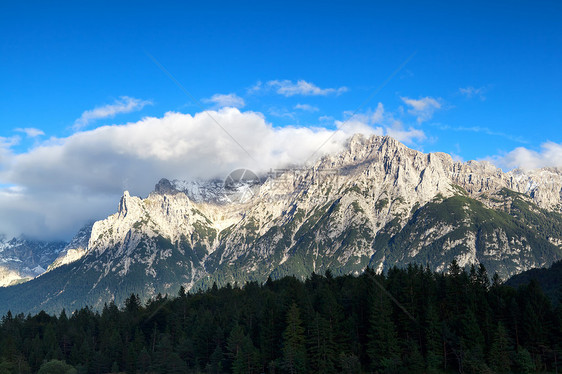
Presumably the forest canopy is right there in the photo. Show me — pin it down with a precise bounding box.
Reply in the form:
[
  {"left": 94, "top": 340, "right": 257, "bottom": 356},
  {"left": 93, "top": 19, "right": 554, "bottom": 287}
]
[{"left": 1, "top": 262, "right": 561, "bottom": 374}]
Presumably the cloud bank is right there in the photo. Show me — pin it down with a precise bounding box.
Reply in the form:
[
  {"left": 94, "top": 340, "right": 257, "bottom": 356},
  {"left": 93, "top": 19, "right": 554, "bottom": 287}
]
[
  {"left": 6, "top": 102, "right": 557, "bottom": 241},
  {"left": 0, "top": 108, "right": 391, "bottom": 240},
  {"left": 492, "top": 142, "right": 562, "bottom": 170}
]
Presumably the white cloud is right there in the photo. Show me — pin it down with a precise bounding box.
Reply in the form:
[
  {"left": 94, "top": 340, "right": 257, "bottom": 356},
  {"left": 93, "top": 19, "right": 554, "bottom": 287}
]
[
  {"left": 15, "top": 128, "right": 45, "bottom": 137},
  {"left": 0, "top": 108, "right": 385, "bottom": 240},
  {"left": 294, "top": 103, "right": 319, "bottom": 112},
  {"left": 266, "top": 80, "right": 348, "bottom": 96},
  {"left": 459, "top": 86, "right": 487, "bottom": 100},
  {"left": 318, "top": 115, "right": 334, "bottom": 122},
  {"left": 0, "top": 136, "right": 19, "bottom": 168},
  {"left": 203, "top": 93, "right": 245, "bottom": 108},
  {"left": 491, "top": 142, "right": 562, "bottom": 170},
  {"left": 268, "top": 107, "right": 295, "bottom": 119},
  {"left": 335, "top": 102, "right": 426, "bottom": 145},
  {"left": 401, "top": 96, "right": 442, "bottom": 123},
  {"left": 246, "top": 81, "right": 263, "bottom": 94},
  {"left": 386, "top": 126, "right": 426, "bottom": 144},
  {"left": 371, "top": 102, "right": 385, "bottom": 124},
  {"left": 73, "top": 96, "right": 152, "bottom": 130},
  {"left": 0, "top": 136, "right": 20, "bottom": 149}
]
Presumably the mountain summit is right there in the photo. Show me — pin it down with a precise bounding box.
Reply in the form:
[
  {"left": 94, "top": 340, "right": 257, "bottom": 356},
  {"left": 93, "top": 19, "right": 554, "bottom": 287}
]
[{"left": 2, "top": 134, "right": 562, "bottom": 314}]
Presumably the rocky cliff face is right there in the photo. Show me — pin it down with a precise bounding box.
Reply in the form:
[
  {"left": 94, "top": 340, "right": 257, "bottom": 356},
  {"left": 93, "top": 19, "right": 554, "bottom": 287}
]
[
  {"left": 2, "top": 134, "right": 562, "bottom": 314},
  {"left": 0, "top": 237, "right": 66, "bottom": 286},
  {"left": 46, "top": 224, "right": 92, "bottom": 272}
]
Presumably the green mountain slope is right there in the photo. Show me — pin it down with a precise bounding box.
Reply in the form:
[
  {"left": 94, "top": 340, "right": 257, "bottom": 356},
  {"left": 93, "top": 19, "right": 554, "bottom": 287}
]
[
  {"left": 370, "top": 190, "right": 562, "bottom": 278},
  {"left": 506, "top": 260, "right": 562, "bottom": 304}
]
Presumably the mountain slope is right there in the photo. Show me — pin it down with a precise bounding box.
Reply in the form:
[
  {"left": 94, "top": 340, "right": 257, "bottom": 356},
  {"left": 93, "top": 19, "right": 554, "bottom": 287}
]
[
  {"left": 0, "top": 237, "right": 66, "bottom": 286},
  {"left": 1, "top": 134, "right": 561, "bottom": 314},
  {"left": 506, "top": 259, "right": 562, "bottom": 304}
]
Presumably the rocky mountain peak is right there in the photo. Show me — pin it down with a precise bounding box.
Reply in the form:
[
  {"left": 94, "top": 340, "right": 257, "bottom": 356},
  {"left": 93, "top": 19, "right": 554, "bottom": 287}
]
[
  {"left": 154, "top": 178, "right": 181, "bottom": 195},
  {"left": 118, "top": 190, "right": 143, "bottom": 219}
]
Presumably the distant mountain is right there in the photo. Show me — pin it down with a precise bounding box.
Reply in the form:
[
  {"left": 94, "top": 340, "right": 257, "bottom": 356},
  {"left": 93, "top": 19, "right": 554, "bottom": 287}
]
[
  {"left": 506, "top": 260, "right": 562, "bottom": 304},
  {"left": 1, "top": 134, "right": 562, "bottom": 315},
  {"left": 0, "top": 237, "right": 66, "bottom": 286},
  {"left": 46, "top": 224, "right": 92, "bottom": 272}
]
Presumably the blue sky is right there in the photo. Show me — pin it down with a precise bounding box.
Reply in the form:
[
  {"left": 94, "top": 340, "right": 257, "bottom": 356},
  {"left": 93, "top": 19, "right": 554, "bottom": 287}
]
[{"left": 1, "top": 0, "right": 561, "bottom": 239}]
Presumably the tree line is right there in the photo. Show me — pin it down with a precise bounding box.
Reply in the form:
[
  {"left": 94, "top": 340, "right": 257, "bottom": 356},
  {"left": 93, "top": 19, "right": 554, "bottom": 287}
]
[{"left": 0, "top": 261, "right": 561, "bottom": 373}]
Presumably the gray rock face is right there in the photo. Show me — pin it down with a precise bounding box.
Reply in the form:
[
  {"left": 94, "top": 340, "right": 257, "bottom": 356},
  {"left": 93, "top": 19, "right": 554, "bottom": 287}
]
[{"left": 46, "top": 224, "right": 92, "bottom": 272}]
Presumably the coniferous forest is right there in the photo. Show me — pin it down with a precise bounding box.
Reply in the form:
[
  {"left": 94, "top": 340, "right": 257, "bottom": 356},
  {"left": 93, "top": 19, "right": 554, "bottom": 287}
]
[{"left": 1, "top": 262, "right": 561, "bottom": 374}]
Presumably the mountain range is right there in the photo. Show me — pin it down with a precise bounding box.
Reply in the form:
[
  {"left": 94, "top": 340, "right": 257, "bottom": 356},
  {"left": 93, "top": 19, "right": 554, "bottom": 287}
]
[{"left": 1, "top": 134, "right": 562, "bottom": 315}]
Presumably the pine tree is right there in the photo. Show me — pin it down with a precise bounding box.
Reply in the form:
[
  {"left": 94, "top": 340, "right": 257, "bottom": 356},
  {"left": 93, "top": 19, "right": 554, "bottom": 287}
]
[
  {"left": 403, "top": 338, "right": 425, "bottom": 372},
  {"left": 178, "top": 285, "right": 186, "bottom": 298},
  {"left": 488, "top": 322, "right": 513, "bottom": 374},
  {"left": 227, "top": 324, "right": 246, "bottom": 373},
  {"left": 37, "top": 359, "right": 77, "bottom": 374},
  {"left": 151, "top": 333, "right": 187, "bottom": 374},
  {"left": 476, "top": 264, "right": 490, "bottom": 290},
  {"left": 260, "top": 299, "right": 281, "bottom": 366},
  {"left": 307, "top": 312, "right": 336, "bottom": 374},
  {"left": 460, "top": 309, "right": 488, "bottom": 373},
  {"left": 43, "top": 324, "right": 62, "bottom": 361},
  {"left": 338, "top": 353, "right": 361, "bottom": 374},
  {"left": 425, "top": 304, "right": 444, "bottom": 373},
  {"left": 282, "top": 303, "right": 306, "bottom": 374},
  {"left": 227, "top": 323, "right": 259, "bottom": 374},
  {"left": 367, "top": 287, "right": 400, "bottom": 372},
  {"left": 28, "top": 333, "right": 44, "bottom": 372},
  {"left": 0, "top": 359, "right": 13, "bottom": 374},
  {"left": 136, "top": 348, "right": 151, "bottom": 374},
  {"left": 515, "top": 347, "right": 535, "bottom": 374},
  {"left": 207, "top": 345, "right": 224, "bottom": 374}
]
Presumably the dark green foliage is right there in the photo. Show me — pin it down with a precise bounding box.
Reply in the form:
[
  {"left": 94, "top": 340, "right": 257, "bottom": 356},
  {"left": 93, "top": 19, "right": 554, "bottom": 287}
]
[
  {"left": 515, "top": 347, "right": 535, "bottom": 374},
  {"left": 367, "top": 285, "right": 400, "bottom": 372},
  {"left": 282, "top": 303, "right": 306, "bottom": 374},
  {"left": 38, "top": 360, "right": 77, "bottom": 374},
  {"left": 488, "top": 322, "right": 513, "bottom": 374},
  {"left": 507, "top": 259, "right": 562, "bottom": 304},
  {"left": 1, "top": 265, "right": 561, "bottom": 373}
]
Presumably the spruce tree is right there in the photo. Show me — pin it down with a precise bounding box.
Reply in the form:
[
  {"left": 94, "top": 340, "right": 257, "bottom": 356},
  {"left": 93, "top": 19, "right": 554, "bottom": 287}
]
[
  {"left": 307, "top": 312, "right": 336, "bottom": 374},
  {"left": 515, "top": 347, "right": 535, "bottom": 374},
  {"left": 488, "top": 322, "right": 513, "bottom": 374},
  {"left": 282, "top": 303, "right": 306, "bottom": 374},
  {"left": 367, "top": 287, "right": 400, "bottom": 372},
  {"left": 425, "top": 304, "right": 444, "bottom": 373}
]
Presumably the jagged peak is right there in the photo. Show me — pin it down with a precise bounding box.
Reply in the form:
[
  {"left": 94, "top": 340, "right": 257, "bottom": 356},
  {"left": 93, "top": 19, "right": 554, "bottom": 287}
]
[
  {"left": 154, "top": 178, "right": 181, "bottom": 195},
  {"left": 118, "top": 190, "right": 142, "bottom": 218}
]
